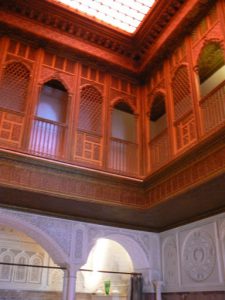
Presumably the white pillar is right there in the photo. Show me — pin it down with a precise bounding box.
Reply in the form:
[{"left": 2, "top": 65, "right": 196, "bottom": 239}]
[
  {"left": 66, "top": 266, "right": 78, "bottom": 300},
  {"left": 62, "top": 265, "right": 82, "bottom": 300},
  {"left": 152, "top": 281, "right": 163, "bottom": 300},
  {"left": 62, "top": 269, "right": 68, "bottom": 300}
]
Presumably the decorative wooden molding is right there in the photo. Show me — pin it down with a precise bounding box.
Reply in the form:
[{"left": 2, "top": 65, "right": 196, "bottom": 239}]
[
  {"left": 0, "top": 150, "right": 145, "bottom": 209},
  {"left": 0, "top": 0, "right": 214, "bottom": 74}
]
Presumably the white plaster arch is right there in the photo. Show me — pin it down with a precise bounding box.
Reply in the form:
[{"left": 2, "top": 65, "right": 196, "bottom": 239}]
[
  {"left": 87, "top": 233, "right": 150, "bottom": 271},
  {"left": 0, "top": 210, "right": 68, "bottom": 266}
]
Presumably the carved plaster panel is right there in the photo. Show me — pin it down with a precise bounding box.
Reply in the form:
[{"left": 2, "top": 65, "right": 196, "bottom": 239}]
[
  {"left": 72, "top": 223, "right": 89, "bottom": 265},
  {"left": 162, "top": 236, "right": 179, "bottom": 286},
  {"left": 182, "top": 230, "right": 216, "bottom": 282}
]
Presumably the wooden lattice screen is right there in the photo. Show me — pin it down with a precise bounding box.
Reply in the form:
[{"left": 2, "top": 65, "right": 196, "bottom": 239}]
[
  {"left": 78, "top": 85, "right": 103, "bottom": 134},
  {"left": 0, "top": 62, "right": 30, "bottom": 112},
  {"left": 172, "top": 65, "right": 193, "bottom": 121}
]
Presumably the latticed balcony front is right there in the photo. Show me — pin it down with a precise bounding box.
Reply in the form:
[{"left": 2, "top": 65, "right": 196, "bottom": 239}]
[
  {"left": 1, "top": 12, "right": 225, "bottom": 178},
  {"left": 0, "top": 37, "right": 140, "bottom": 177}
]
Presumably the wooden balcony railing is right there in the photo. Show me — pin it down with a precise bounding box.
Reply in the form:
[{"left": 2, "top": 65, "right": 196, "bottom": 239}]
[
  {"left": 149, "top": 129, "right": 170, "bottom": 172},
  {"left": 108, "top": 137, "right": 138, "bottom": 176},
  {"left": 29, "top": 117, "right": 66, "bottom": 159},
  {"left": 200, "top": 80, "right": 225, "bottom": 134}
]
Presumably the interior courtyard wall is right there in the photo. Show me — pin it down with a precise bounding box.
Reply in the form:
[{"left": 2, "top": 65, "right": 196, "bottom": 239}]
[
  {"left": 160, "top": 212, "right": 225, "bottom": 294},
  {"left": 0, "top": 207, "right": 160, "bottom": 295}
]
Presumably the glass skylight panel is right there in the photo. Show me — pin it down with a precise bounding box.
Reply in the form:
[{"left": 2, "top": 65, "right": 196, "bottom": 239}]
[{"left": 54, "top": 0, "right": 156, "bottom": 33}]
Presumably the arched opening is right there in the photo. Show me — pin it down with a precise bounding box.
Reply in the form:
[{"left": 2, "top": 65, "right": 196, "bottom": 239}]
[
  {"left": 198, "top": 42, "right": 225, "bottom": 97},
  {"left": 75, "top": 85, "right": 103, "bottom": 163},
  {"left": 77, "top": 238, "right": 134, "bottom": 296},
  {"left": 0, "top": 224, "right": 64, "bottom": 300},
  {"left": 109, "top": 101, "right": 138, "bottom": 175},
  {"left": 198, "top": 42, "right": 225, "bottom": 133},
  {"left": 0, "top": 62, "right": 30, "bottom": 148},
  {"left": 149, "top": 94, "right": 170, "bottom": 171},
  {"left": 30, "top": 79, "right": 68, "bottom": 158}
]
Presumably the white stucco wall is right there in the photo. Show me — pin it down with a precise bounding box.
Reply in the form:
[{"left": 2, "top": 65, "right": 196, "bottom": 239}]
[
  {"left": 160, "top": 212, "right": 225, "bottom": 293},
  {"left": 0, "top": 208, "right": 160, "bottom": 294}
]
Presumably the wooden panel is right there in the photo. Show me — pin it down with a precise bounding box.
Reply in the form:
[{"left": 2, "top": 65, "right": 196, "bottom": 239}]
[
  {"left": 75, "top": 130, "right": 103, "bottom": 165},
  {"left": 0, "top": 110, "right": 24, "bottom": 148},
  {"left": 175, "top": 113, "right": 196, "bottom": 151}
]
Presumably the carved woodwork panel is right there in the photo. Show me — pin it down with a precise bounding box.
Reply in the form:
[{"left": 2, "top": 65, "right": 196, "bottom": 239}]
[
  {"left": 0, "top": 111, "right": 24, "bottom": 148},
  {"left": 39, "top": 66, "right": 75, "bottom": 93},
  {"left": 0, "top": 156, "right": 143, "bottom": 208},
  {"left": 74, "top": 131, "right": 103, "bottom": 165},
  {"left": 175, "top": 113, "right": 196, "bottom": 151},
  {"left": 147, "top": 144, "right": 225, "bottom": 206}
]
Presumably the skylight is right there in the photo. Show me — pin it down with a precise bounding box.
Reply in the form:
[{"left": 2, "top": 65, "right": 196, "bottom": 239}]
[{"left": 53, "top": 0, "right": 156, "bottom": 33}]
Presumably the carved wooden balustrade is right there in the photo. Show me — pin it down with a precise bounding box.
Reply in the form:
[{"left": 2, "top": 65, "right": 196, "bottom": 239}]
[
  {"left": 29, "top": 117, "right": 67, "bottom": 159},
  {"left": 200, "top": 80, "right": 225, "bottom": 134},
  {"left": 149, "top": 129, "right": 170, "bottom": 172},
  {"left": 108, "top": 137, "right": 138, "bottom": 176}
]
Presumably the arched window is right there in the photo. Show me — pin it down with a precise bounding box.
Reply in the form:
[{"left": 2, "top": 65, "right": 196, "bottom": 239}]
[
  {"left": 149, "top": 94, "right": 170, "bottom": 171},
  {"left": 78, "top": 85, "right": 103, "bottom": 134},
  {"left": 13, "top": 254, "right": 28, "bottom": 282},
  {"left": 109, "top": 101, "right": 137, "bottom": 175},
  {"left": 198, "top": 42, "right": 225, "bottom": 133},
  {"left": 198, "top": 42, "right": 225, "bottom": 97},
  {"left": 0, "top": 62, "right": 30, "bottom": 112},
  {"left": 149, "top": 94, "right": 167, "bottom": 140},
  {"left": 30, "top": 80, "right": 68, "bottom": 157},
  {"left": 36, "top": 80, "right": 67, "bottom": 122},
  {"left": 28, "top": 255, "right": 43, "bottom": 283},
  {"left": 0, "top": 251, "right": 14, "bottom": 281}
]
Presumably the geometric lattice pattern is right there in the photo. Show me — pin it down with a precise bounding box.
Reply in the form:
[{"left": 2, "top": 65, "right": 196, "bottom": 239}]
[
  {"left": 175, "top": 113, "right": 196, "bottom": 150},
  {"left": 78, "top": 85, "right": 103, "bottom": 134},
  {"left": 75, "top": 131, "right": 102, "bottom": 164},
  {"left": 0, "top": 62, "right": 30, "bottom": 112},
  {"left": 172, "top": 66, "right": 193, "bottom": 121},
  {"left": 0, "top": 111, "right": 24, "bottom": 148}
]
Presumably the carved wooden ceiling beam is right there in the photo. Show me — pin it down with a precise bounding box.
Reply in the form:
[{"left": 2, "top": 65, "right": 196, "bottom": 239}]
[{"left": 0, "top": 0, "right": 212, "bottom": 76}]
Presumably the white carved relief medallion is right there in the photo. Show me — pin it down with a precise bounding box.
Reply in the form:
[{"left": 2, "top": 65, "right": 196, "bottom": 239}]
[{"left": 182, "top": 230, "right": 215, "bottom": 282}]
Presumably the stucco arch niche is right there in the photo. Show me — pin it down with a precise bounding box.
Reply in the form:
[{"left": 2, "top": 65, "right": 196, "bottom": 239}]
[
  {"left": 86, "top": 232, "right": 157, "bottom": 292},
  {"left": 0, "top": 208, "right": 69, "bottom": 267}
]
